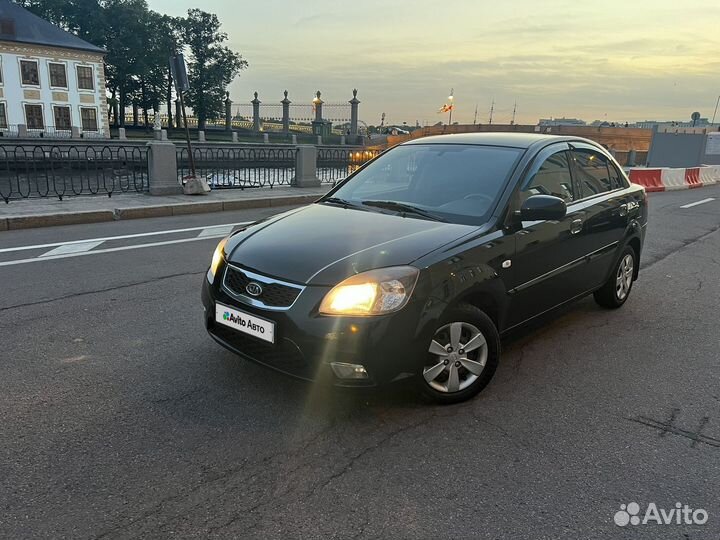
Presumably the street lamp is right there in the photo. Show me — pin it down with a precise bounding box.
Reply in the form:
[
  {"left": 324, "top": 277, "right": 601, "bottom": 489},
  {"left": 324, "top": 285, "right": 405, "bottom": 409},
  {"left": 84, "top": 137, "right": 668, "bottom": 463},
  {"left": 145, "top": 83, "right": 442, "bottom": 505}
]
[{"left": 448, "top": 89, "right": 454, "bottom": 125}]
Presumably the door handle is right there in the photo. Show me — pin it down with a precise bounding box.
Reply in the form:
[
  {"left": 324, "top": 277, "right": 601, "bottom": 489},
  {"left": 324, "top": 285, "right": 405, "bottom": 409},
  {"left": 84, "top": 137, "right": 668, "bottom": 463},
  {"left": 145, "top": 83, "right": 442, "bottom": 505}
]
[{"left": 570, "top": 218, "right": 583, "bottom": 234}]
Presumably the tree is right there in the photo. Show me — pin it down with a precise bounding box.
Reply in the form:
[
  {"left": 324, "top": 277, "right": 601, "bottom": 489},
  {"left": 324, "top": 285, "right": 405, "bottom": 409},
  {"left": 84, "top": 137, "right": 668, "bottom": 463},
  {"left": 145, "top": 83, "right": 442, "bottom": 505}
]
[{"left": 182, "top": 9, "right": 247, "bottom": 130}]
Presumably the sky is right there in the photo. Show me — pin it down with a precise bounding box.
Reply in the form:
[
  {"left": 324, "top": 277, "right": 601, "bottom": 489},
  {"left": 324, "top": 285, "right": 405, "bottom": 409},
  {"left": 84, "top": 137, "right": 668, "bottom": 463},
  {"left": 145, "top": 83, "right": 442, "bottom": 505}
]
[{"left": 148, "top": 0, "right": 720, "bottom": 126}]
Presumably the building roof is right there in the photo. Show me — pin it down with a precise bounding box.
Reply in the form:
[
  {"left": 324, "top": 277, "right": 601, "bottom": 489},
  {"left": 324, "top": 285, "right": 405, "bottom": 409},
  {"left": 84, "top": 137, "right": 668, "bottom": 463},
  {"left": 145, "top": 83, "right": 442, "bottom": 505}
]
[{"left": 0, "top": 0, "right": 105, "bottom": 54}]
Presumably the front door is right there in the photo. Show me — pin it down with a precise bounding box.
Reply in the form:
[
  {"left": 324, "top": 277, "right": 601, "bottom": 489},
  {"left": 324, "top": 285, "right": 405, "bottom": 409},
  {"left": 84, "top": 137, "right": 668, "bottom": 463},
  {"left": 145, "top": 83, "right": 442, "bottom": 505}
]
[{"left": 503, "top": 143, "right": 589, "bottom": 329}]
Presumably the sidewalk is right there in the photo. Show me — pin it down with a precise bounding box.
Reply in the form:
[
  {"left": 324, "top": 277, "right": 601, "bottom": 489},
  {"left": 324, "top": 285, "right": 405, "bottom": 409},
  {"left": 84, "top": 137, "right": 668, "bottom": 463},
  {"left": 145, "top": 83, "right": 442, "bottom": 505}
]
[{"left": 0, "top": 186, "right": 331, "bottom": 231}]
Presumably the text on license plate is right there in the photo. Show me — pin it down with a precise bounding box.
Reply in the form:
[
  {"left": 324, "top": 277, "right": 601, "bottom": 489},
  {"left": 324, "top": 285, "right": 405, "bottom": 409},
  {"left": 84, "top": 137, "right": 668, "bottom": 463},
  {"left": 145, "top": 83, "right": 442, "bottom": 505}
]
[{"left": 215, "top": 303, "right": 275, "bottom": 344}]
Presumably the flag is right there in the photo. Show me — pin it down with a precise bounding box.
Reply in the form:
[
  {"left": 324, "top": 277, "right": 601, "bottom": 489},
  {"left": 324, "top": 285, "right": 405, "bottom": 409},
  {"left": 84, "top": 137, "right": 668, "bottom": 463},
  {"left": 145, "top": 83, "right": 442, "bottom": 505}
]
[{"left": 438, "top": 104, "right": 454, "bottom": 113}]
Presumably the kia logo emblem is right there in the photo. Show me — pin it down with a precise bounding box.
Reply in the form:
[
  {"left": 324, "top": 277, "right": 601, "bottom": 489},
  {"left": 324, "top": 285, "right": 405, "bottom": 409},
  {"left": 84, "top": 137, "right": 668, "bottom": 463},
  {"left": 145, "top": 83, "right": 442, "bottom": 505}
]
[{"left": 245, "top": 282, "right": 263, "bottom": 297}]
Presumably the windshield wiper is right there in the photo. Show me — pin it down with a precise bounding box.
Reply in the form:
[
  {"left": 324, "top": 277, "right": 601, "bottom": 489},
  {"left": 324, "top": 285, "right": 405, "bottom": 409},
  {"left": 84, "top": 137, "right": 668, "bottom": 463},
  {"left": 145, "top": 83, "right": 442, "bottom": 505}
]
[
  {"left": 361, "top": 200, "right": 447, "bottom": 222},
  {"left": 321, "top": 196, "right": 364, "bottom": 209}
]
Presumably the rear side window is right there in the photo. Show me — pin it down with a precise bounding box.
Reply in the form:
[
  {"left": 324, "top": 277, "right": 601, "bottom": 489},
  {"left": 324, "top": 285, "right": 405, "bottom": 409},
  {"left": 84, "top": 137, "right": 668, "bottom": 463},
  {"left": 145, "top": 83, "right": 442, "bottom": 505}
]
[
  {"left": 607, "top": 162, "right": 626, "bottom": 189},
  {"left": 572, "top": 148, "right": 614, "bottom": 197},
  {"left": 521, "top": 150, "right": 574, "bottom": 204}
]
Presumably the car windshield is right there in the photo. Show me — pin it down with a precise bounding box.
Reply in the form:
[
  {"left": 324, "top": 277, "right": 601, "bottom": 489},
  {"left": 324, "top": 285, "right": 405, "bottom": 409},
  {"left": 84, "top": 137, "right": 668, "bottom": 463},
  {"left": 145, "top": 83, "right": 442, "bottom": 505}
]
[{"left": 326, "top": 144, "right": 524, "bottom": 225}]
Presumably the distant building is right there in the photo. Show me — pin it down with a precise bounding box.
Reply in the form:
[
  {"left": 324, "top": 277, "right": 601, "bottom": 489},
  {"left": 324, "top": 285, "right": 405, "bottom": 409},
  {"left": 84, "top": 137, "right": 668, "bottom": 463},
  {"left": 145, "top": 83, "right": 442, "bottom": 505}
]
[
  {"left": 0, "top": 0, "right": 109, "bottom": 137},
  {"left": 636, "top": 119, "right": 718, "bottom": 130},
  {"left": 538, "top": 117, "right": 586, "bottom": 127}
]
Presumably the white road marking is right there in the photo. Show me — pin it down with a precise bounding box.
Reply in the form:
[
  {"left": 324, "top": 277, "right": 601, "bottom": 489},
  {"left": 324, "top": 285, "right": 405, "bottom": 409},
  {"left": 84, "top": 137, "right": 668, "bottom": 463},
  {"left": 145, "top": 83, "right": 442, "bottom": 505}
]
[
  {"left": 39, "top": 240, "right": 105, "bottom": 257},
  {"left": 0, "top": 221, "right": 252, "bottom": 254},
  {"left": 680, "top": 198, "right": 715, "bottom": 209},
  {"left": 197, "top": 224, "right": 235, "bottom": 238},
  {"left": 0, "top": 234, "right": 229, "bottom": 268}
]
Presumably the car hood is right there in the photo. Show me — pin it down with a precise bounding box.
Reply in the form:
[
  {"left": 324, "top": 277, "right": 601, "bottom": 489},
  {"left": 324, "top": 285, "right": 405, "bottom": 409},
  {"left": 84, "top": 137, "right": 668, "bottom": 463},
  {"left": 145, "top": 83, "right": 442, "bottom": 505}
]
[{"left": 225, "top": 203, "right": 477, "bottom": 285}]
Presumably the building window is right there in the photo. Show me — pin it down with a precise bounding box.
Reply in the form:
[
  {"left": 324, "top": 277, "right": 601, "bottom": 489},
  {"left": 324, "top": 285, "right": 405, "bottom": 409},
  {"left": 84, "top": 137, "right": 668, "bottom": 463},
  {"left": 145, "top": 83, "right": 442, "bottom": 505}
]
[
  {"left": 81, "top": 107, "right": 98, "bottom": 131},
  {"left": 25, "top": 104, "right": 44, "bottom": 129},
  {"left": 20, "top": 60, "right": 40, "bottom": 86},
  {"left": 76, "top": 65, "right": 94, "bottom": 90},
  {"left": 53, "top": 106, "right": 71, "bottom": 130},
  {"left": 49, "top": 63, "right": 67, "bottom": 88},
  {"left": 0, "top": 103, "right": 7, "bottom": 129}
]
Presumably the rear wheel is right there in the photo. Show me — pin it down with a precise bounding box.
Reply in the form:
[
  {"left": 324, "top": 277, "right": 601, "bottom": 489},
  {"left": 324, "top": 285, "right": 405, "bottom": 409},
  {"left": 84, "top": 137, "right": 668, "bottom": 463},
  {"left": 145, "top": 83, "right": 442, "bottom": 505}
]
[
  {"left": 417, "top": 304, "right": 500, "bottom": 404},
  {"left": 594, "top": 246, "right": 636, "bottom": 308}
]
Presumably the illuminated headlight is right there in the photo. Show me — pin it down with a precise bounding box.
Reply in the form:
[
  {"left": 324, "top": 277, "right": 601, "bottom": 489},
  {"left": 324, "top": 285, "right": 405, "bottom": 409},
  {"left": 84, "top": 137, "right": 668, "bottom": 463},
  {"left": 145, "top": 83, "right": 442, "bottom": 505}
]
[
  {"left": 207, "top": 237, "right": 228, "bottom": 284},
  {"left": 319, "top": 266, "right": 419, "bottom": 316}
]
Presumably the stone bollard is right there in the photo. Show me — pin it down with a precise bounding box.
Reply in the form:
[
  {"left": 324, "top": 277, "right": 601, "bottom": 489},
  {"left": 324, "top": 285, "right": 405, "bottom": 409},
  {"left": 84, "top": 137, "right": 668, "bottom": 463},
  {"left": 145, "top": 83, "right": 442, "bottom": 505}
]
[
  {"left": 147, "top": 141, "right": 182, "bottom": 195},
  {"left": 118, "top": 127, "right": 127, "bottom": 140},
  {"left": 317, "top": 135, "right": 322, "bottom": 146},
  {"left": 291, "top": 134, "right": 297, "bottom": 145},
  {"left": 18, "top": 124, "right": 28, "bottom": 138},
  {"left": 293, "top": 145, "right": 321, "bottom": 187},
  {"left": 263, "top": 133, "right": 269, "bottom": 144},
  {"left": 232, "top": 132, "right": 238, "bottom": 143},
  {"left": 71, "top": 126, "right": 81, "bottom": 139},
  {"left": 627, "top": 149, "right": 637, "bottom": 167},
  {"left": 340, "top": 135, "right": 346, "bottom": 145},
  {"left": 198, "top": 130, "right": 206, "bottom": 143}
]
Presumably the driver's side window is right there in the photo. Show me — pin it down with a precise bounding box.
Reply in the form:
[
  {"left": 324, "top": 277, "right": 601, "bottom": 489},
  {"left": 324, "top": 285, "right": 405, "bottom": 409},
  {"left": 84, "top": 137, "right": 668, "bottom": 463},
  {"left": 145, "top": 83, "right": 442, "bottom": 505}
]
[{"left": 520, "top": 150, "right": 575, "bottom": 204}]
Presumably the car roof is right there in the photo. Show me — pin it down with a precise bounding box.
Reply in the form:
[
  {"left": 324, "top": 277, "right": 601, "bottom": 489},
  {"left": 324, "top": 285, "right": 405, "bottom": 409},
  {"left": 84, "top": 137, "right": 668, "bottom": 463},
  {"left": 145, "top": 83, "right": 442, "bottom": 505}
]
[{"left": 402, "top": 132, "right": 587, "bottom": 149}]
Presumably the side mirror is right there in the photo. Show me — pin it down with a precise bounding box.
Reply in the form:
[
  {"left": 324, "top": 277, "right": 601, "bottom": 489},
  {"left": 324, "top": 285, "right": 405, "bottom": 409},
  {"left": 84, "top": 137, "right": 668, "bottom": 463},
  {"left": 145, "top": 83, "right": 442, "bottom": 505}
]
[{"left": 519, "top": 195, "right": 567, "bottom": 221}]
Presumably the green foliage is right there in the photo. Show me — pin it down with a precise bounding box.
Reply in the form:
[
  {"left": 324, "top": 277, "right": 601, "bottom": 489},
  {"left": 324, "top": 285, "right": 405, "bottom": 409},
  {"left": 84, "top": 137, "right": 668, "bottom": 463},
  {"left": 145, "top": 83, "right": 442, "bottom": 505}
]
[{"left": 181, "top": 9, "right": 248, "bottom": 129}]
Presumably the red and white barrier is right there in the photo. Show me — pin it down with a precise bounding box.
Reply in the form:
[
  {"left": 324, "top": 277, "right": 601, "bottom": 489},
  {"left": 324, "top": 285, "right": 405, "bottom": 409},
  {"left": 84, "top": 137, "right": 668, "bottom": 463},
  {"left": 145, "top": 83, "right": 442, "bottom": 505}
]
[{"left": 628, "top": 165, "right": 720, "bottom": 192}]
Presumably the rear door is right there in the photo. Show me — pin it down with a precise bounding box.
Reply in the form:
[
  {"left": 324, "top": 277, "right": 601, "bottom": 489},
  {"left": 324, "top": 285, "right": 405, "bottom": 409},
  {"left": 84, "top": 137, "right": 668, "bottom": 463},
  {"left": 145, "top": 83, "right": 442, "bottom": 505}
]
[
  {"left": 503, "top": 143, "right": 590, "bottom": 329},
  {"left": 567, "top": 143, "right": 630, "bottom": 287}
]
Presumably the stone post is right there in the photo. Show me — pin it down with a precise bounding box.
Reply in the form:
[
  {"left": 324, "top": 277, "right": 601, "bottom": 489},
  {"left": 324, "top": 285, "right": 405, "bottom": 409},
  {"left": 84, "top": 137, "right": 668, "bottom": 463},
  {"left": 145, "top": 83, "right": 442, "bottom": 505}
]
[
  {"left": 18, "top": 124, "right": 27, "bottom": 138},
  {"left": 225, "top": 92, "right": 232, "bottom": 131},
  {"left": 161, "top": 129, "right": 168, "bottom": 141},
  {"left": 263, "top": 133, "right": 269, "bottom": 144},
  {"left": 118, "top": 127, "right": 127, "bottom": 140},
  {"left": 281, "top": 90, "right": 291, "bottom": 134},
  {"left": 147, "top": 141, "right": 182, "bottom": 195},
  {"left": 349, "top": 88, "right": 360, "bottom": 135},
  {"left": 293, "top": 145, "right": 321, "bottom": 187},
  {"left": 314, "top": 91, "right": 323, "bottom": 122},
  {"left": 198, "top": 130, "right": 206, "bottom": 143},
  {"left": 627, "top": 149, "right": 637, "bottom": 167},
  {"left": 317, "top": 135, "right": 322, "bottom": 145},
  {"left": 71, "top": 126, "right": 81, "bottom": 139},
  {"left": 252, "top": 91, "right": 261, "bottom": 132},
  {"left": 175, "top": 99, "right": 182, "bottom": 129},
  {"left": 291, "top": 134, "right": 297, "bottom": 145},
  {"left": 340, "top": 135, "right": 346, "bottom": 145},
  {"left": 232, "top": 132, "right": 238, "bottom": 143}
]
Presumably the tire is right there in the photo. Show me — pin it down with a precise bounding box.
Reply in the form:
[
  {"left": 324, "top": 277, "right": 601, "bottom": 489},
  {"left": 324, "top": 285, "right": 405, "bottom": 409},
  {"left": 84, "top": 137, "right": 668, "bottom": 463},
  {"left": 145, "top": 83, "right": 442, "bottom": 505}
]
[
  {"left": 594, "top": 245, "right": 637, "bottom": 309},
  {"left": 416, "top": 304, "right": 501, "bottom": 404}
]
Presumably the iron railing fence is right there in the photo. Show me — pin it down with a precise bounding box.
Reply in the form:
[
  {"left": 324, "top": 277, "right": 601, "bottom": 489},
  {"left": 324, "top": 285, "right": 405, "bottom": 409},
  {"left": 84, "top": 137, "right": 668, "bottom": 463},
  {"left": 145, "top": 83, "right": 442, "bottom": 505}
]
[
  {"left": 0, "top": 145, "right": 148, "bottom": 202},
  {"left": 177, "top": 146, "right": 298, "bottom": 189},
  {"left": 317, "top": 147, "right": 380, "bottom": 184}
]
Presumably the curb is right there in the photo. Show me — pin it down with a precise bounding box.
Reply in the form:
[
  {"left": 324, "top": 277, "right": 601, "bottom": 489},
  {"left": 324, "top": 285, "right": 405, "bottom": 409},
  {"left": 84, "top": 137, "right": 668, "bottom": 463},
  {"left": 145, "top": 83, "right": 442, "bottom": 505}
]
[{"left": 3, "top": 193, "right": 322, "bottom": 231}]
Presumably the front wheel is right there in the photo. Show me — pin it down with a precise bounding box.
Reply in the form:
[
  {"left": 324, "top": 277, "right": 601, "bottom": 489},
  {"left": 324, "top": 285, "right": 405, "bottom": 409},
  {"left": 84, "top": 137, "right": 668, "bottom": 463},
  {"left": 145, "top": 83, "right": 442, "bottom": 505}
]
[
  {"left": 417, "top": 304, "right": 500, "bottom": 404},
  {"left": 594, "top": 246, "right": 637, "bottom": 308}
]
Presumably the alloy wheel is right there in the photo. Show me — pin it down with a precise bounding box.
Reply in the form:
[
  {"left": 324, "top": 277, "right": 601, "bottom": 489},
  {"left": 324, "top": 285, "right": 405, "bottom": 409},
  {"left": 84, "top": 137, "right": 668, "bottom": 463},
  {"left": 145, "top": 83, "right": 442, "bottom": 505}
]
[
  {"left": 615, "top": 254, "right": 634, "bottom": 301},
  {"left": 423, "top": 322, "right": 488, "bottom": 393}
]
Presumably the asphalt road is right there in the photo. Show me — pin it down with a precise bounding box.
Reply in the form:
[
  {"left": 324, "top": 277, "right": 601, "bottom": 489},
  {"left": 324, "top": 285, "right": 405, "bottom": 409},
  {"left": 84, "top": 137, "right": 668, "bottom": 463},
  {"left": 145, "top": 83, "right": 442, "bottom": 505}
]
[{"left": 1, "top": 186, "right": 719, "bottom": 539}]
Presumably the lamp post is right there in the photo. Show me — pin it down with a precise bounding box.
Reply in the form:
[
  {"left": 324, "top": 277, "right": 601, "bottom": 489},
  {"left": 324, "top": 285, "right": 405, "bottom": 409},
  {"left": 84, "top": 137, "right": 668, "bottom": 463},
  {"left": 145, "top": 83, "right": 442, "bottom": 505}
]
[{"left": 448, "top": 88, "right": 454, "bottom": 125}]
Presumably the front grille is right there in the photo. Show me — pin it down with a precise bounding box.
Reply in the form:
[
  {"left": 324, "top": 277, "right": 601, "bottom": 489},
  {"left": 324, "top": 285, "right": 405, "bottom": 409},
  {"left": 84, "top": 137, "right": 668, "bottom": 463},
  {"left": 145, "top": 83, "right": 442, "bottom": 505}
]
[
  {"left": 210, "top": 324, "right": 316, "bottom": 379},
  {"left": 224, "top": 266, "right": 302, "bottom": 308}
]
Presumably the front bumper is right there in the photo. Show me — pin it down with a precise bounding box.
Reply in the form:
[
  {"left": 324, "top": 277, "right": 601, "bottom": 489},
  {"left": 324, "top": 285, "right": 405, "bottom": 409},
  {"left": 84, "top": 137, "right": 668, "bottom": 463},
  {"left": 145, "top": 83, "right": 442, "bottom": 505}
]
[{"left": 201, "top": 268, "right": 429, "bottom": 387}]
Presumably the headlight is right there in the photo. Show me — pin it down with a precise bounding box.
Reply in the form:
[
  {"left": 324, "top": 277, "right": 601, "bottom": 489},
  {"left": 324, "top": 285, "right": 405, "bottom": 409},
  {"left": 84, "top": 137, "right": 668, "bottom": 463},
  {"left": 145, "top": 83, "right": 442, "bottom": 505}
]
[
  {"left": 319, "top": 266, "right": 419, "bottom": 316},
  {"left": 207, "top": 237, "right": 228, "bottom": 284}
]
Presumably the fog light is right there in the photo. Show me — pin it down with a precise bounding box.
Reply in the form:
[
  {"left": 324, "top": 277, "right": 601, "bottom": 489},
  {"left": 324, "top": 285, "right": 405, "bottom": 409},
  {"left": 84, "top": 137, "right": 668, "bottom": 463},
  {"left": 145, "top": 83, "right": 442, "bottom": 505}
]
[{"left": 330, "top": 362, "right": 369, "bottom": 380}]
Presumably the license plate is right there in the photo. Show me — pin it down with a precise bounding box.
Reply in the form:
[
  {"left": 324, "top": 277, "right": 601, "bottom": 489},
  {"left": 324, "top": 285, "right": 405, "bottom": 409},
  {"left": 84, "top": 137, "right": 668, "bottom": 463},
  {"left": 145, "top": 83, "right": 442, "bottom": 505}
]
[{"left": 215, "top": 303, "right": 275, "bottom": 344}]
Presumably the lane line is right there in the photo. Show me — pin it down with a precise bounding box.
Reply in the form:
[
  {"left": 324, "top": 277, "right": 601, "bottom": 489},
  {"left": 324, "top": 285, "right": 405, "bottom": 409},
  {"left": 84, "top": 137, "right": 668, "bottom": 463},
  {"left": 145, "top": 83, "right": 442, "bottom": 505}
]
[
  {"left": 39, "top": 240, "right": 105, "bottom": 257},
  {"left": 0, "top": 221, "right": 251, "bottom": 254},
  {"left": 680, "top": 198, "right": 715, "bottom": 209},
  {"left": 0, "top": 234, "right": 227, "bottom": 268},
  {"left": 197, "top": 225, "right": 235, "bottom": 238}
]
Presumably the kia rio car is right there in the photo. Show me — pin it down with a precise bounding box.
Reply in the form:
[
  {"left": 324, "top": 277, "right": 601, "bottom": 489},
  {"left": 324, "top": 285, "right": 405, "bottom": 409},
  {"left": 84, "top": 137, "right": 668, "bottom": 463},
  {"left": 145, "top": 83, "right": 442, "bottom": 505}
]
[{"left": 202, "top": 133, "right": 647, "bottom": 403}]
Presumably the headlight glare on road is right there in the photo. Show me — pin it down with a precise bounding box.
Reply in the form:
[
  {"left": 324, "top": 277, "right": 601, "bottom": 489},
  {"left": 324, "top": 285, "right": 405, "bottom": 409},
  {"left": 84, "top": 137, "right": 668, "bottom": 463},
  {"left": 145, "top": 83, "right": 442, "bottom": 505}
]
[
  {"left": 319, "top": 266, "right": 419, "bottom": 316},
  {"left": 207, "top": 237, "right": 228, "bottom": 284}
]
